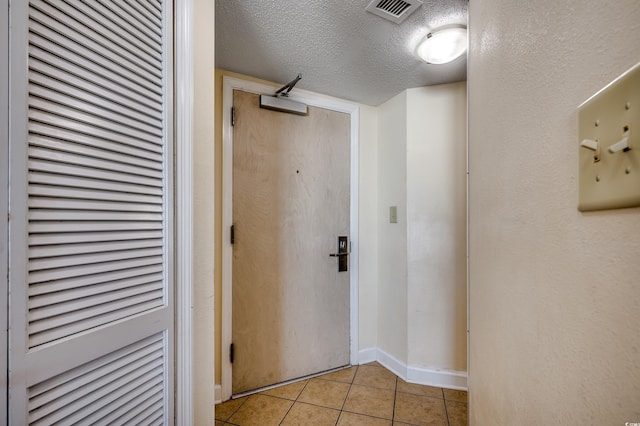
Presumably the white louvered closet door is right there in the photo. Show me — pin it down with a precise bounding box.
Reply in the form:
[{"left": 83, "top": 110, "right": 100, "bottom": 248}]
[{"left": 8, "top": 1, "right": 174, "bottom": 424}]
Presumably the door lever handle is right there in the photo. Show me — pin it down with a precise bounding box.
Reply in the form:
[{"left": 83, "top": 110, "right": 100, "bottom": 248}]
[
  {"left": 331, "top": 236, "right": 349, "bottom": 272},
  {"left": 329, "top": 252, "right": 350, "bottom": 257}
]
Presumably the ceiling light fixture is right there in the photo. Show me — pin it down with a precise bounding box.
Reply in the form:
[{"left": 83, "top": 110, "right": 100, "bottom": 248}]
[{"left": 416, "top": 27, "right": 467, "bottom": 64}]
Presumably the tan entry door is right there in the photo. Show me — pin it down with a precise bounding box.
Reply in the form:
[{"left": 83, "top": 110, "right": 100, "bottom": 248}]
[{"left": 232, "top": 90, "right": 350, "bottom": 394}]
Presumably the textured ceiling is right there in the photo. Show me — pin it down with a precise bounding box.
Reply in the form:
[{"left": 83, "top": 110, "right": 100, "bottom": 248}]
[{"left": 215, "top": 0, "right": 468, "bottom": 106}]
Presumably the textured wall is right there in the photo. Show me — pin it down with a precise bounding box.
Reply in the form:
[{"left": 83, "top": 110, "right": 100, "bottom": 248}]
[
  {"left": 406, "top": 84, "right": 467, "bottom": 372},
  {"left": 468, "top": 0, "right": 640, "bottom": 423},
  {"left": 377, "top": 92, "right": 409, "bottom": 363}
]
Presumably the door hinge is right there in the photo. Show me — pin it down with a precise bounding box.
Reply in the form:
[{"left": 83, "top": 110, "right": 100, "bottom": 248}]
[
  {"left": 231, "top": 106, "right": 235, "bottom": 127},
  {"left": 230, "top": 224, "right": 235, "bottom": 244},
  {"left": 230, "top": 343, "right": 235, "bottom": 364}
]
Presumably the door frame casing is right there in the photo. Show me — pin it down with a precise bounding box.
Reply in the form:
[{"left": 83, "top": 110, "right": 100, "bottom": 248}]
[
  {"left": 221, "top": 76, "right": 360, "bottom": 401},
  {"left": 0, "top": 0, "right": 8, "bottom": 422},
  {"left": 174, "top": 0, "right": 195, "bottom": 423}
]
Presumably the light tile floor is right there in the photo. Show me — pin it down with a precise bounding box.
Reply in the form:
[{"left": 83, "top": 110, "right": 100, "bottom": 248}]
[{"left": 215, "top": 362, "right": 468, "bottom": 426}]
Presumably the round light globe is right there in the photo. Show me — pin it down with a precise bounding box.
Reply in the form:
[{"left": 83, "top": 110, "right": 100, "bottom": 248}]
[{"left": 417, "top": 27, "right": 467, "bottom": 64}]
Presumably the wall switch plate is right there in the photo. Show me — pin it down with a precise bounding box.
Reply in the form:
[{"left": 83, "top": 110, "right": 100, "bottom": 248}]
[
  {"left": 578, "top": 63, "right": 640, "bottom": 211},
  {"left": 389, "top": 206, "right": 397, "bottom": 223}
]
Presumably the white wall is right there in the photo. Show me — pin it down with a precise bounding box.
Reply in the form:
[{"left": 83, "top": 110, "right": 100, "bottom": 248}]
[
  {"left": 374, "top": 85, "right": 468, "bottom": 384},
  {"left": 358, "top": 105, "right": 380, "bottom": 350},
  {"left": 193, "top": 0, "right": 215, "bottom": 422},
  {"left": 468, "top": 0, "right": 640, "bottom": 423},
  {"left": 406, "top": 84, "right": 467, "bottom": 372},
  {"left": 377, "top": 91, "right": 409, "bottom": 364}
]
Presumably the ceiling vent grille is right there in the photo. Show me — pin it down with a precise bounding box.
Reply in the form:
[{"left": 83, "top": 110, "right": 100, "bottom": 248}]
[{"left": 365, "top": 0, "right": 423, "bottom": 24}]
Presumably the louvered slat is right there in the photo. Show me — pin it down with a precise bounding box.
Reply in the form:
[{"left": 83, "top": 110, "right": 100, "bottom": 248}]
[
  {"left": 29, "top": 134, "right": 162, "bottom": 172},
  {"left": 31, "top": 363, "right": 164, "bottom": 424},
  {"left": 29, "top": 70, "right": 163, "bottom": 131},
  {"left": 87, "top": 384, "right": 164, "bottom": 425},
  {"left": 28, "top": 158, "right": 162, "bottom": 187},
  {"left": 28, "top": 335, "right": 164, "bottom": 424},
  {"left": 29, "top": 273, "right": 163, "bottom": 308},
  {"left": 29, "top": 122, "right": 163, "bottom": 163},
  {"left": 134, "top": 0, "right": 163, "bottom": 21},
  {"left": 29, "top": 108, "right": 162, "bottom": 154},
  {"left": 29, "top": 181, "right": 163, "bottom": 202},
  {"left": 29, "top": 198, "right": 162, "bottom": 213},
  {"left": 115, "top": 0, "right": 162, "bottom": 36},
  {"left": 29, "top": 239, "right": 163, "bottom": 258},
  {"left": 29, "top": 265, "right": 163, "bottom": 295},
  {"left": 29, "top": 299, "right": 163, "bottom": 347},
  {"left": 29, "top": 98, "right": 162, "bottom": 146},
  {"left": 121, "top": 402, "right": 165, "bottom": 426},
  {"left": 27, "top": 18, "right": 162, "bottom": 99},
  {"left": 28, "top": 33, "right": 162, "bottom": 111},
  {"left": 30, "top": 286, "right": 163, "bottom": 323},
  {"left": 48, "top": 1, "right": 162, "bottom": 72},
  {"left": 81, "top": 1, "right": 162, "bottom": 57},
  {"left": 29, "top": 145, "right": 163, "bottom": 179},
  {"left": 29, "top": 230, "right": 164, "bottom": 246},
  {"left": 30, "top": 1, "right": 162, "bottom": 83}
]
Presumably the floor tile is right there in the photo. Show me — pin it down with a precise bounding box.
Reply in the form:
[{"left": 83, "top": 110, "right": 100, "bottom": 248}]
[
  {"left": 446, "top": 399, "right": 468, "bottom": 426},
  {"left": 215, "top": 364, "right": 467, "bottom": 426},
  {"left": 443, "top": 388, "right": 468, "bottom": 403},
  {"left": 214, "top": 396, "right": 248, "bottom": 421},
  {"left": 260, "top": 379, "right": 308, "bottom": 400},
  {"left": 338, "top": 411, "right": 393, "bottom": 426},
  {"left": 353, "top": 365, "right": 397, "bottom": 390},
  {"left": 297, "top": 378, "right": 351, "bottom": 409},
  {"left": 227, "top": 394, "right": 293, "bottom": 426},
  {"left": 343, "top": 384, "right": 395, "bottom": 419},
  {"left": 317, "top": 366, "right": 358, "bottom": 383},
  {"left": 396, "top": 379, "right": 443, "bottom": 399},
  {"left": 281, "top": 402, "right": 340, "bottom": 426},
  {"left": 394, "top": 392, "right": 448, "bottom": 426}
]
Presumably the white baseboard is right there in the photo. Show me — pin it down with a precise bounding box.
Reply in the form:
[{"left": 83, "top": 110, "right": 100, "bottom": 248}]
[
  {"left": 214, "top": 384, "right": 222, "bottom": 404},
  {"left": 359, "top": 347, "right": 467, "bottom": 391},
  {"left": 376, "top": 348, "right": 407, "bottom": 379},
  {"left": 406, "top": 365, "right": 467, "bottom": 391},
  {"left": 357, "top": 347, "right": 377, "bottom": 364}
]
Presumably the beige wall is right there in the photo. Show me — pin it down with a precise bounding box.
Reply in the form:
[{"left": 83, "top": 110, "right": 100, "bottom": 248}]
[
  {"left": 193, "top": 0, "right": 215, "bottom": 422},
  {"left": 468, "top": 0, "right": 640, "bottom": 423},
  {"left": 406, "top": 84, "right": 467, "bottom": 372},
  {"left": 376, "top": 91, "right": 409, "bottom": 363}
]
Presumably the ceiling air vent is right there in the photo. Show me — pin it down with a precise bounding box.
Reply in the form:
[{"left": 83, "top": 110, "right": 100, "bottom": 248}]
[{"left": 365, "top": 0, "right": 423, "bottom": 24}]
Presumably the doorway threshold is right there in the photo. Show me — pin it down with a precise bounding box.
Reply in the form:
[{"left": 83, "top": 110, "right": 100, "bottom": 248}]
[{"left": 231, "top": 364, "right": 352, "bottom": 399}]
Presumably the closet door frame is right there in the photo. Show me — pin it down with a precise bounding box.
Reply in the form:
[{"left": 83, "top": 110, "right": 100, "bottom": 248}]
[{"left": 2, "top": 0, "right": 196, "bottom": 423}]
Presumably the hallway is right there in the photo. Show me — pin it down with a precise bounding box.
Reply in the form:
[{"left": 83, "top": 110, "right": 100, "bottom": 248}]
[{"left": 215, "top": 362, "right": 468, "bottom": 425}]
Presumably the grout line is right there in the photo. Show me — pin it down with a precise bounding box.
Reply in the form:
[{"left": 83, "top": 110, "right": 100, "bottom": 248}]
[
  {"left": 218, "top": 396, "right": 250, "bottom": 423},
  {"left": 277, "top": 378, "right": 313, "bottom": 426},
  {"left": 335, "top": 364, "right": 358, "bottom": 425},
  {"left": 443, "top": 389, "right": 451, "bottom": 426},
  {"left": 391, "top": 375, "right": 398, "bottom": 422}
]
